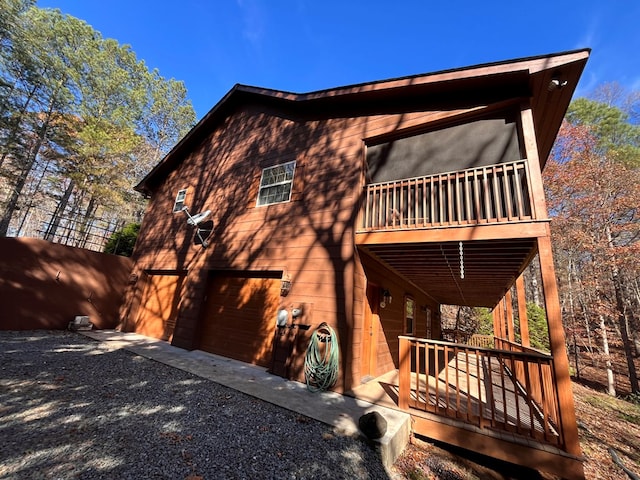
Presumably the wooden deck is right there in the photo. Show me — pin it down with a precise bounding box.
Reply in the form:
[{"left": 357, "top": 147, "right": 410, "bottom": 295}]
[
  {"left": 348, "top": 340, "right": 585, "bottom": 480},
  {"left": 351, "top": 356, "right": 554, "bottom": 441}
]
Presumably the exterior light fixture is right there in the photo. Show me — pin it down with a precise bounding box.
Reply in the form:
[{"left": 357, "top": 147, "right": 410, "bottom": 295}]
[
  {"left": 548, "top": 78, "right": 568, "bottom": 91},
  {"left": 380, "top": 289, "right": 392, "bottom": 308},
  {"left": 280, "top": 274, "right": 292, "bottom": 297}
]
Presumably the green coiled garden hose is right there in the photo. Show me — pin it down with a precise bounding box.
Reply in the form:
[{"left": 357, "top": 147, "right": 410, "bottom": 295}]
[{"left": 304, "top": 322, "right": 340, "bottom": 392}]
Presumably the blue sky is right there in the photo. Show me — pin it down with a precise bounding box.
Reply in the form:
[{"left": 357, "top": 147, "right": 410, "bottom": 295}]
[{"left": 37, "top": 0, "right": 640, "bottom": 120}]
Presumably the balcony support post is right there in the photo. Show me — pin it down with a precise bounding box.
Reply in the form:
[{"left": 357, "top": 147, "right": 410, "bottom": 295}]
[
  {"left": 516, "top": 274, "right": 530, "bottom": 347},
  {"left": 537, "top": 230, "right": 581, "bottom": 456},
  {"left": 505, "top": 289, "right": 515, "bottom": 343},
  {"left": 520, "top": 103, "right": 549, "bottom": 220}
]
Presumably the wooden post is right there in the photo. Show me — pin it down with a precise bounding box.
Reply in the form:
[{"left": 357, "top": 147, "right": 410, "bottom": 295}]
[
  {"left": 537, "top": 232, "right": 581, "bottom": 456},
  {"left": 520, "top": 103, "right": 549, "bottom": 220},
  {"left": 398, "top": 336, "right": 411, "bottom": 410},
  {"left": 492, "top": 303, "right": 502, "bottom": 346},
  {"left": 499, "top": 298, "right": 506, "bottom": 340},
  {"left": 505, "top": 290, "right": 515, "bottom": 343},
  {"left": 516, "top": 274, "right": 530, "bottom": 347}
]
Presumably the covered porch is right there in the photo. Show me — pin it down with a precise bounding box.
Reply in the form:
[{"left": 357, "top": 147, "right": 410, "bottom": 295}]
[
  {"left": 348, "top": 334, "right": 583, "bottom": 478},
  {"left": 354, "top": 158, "right": 584, "bottom": 478}
]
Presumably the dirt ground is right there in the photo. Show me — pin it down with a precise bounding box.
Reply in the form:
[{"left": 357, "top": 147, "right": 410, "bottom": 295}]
[{"left": 390, "top": 350, "right": 640, "bottom": 480}]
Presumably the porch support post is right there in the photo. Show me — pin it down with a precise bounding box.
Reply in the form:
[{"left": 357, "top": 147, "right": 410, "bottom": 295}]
[
  {"left": 505, "top": 289, "right": 515, "bottom": 343},
  {"left": 398, "top": 336, "right": 411, "bottom": 410},
  {"left": 493, "top": 298, "right": 507, "bottom": 349},
  {"left": 537, "top": 232, "right": 581, "bottom": 456},
  {"left": 516, "top": 274, "right": 530, "bottom": 347}
]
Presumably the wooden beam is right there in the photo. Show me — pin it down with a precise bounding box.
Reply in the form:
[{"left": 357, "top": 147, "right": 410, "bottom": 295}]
[
  {"left": 355, "top": 221, "right": 549, "bottom": 245},
  {"left": 537, "top": 232, "right": 582, "bottom": 457},
  {"left": 516, "top": 274, "right": 530, "bottom": 347}
]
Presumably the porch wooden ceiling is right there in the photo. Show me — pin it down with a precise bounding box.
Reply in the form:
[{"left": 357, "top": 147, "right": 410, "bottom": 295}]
[{"left": 360, "top": 238, "right": 538, "bottom": 307}]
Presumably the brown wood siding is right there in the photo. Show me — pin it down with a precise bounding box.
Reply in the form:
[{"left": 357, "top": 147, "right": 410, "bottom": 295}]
[
  {"left": 199, "top": 273, "right": 281, "bottom": 367},
  {"left": 354, "top": 250, "right": 439, "bottom": 379},
  {"left": 129, "top": 101, "right": 525, "bottom": 390},
  {"left": 134, "top": 272, "right": 184, "bottom": 341}
]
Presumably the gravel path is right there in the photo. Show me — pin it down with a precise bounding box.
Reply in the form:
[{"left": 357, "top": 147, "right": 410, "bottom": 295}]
[{"left": 0, "top": 331, "right": 394, "bottom": 480}]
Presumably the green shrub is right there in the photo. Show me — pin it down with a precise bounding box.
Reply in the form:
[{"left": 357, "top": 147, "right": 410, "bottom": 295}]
[{"left": 104, "top": 222, "right": 140, "bottom": 257}]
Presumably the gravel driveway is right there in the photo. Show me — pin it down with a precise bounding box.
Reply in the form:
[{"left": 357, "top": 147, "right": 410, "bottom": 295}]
[{"left": 0, "top": 331, "right": 393, "bottom": 480}]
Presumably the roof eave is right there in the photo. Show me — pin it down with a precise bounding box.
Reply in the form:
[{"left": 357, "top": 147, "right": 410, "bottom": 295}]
[{"left": 135, "top": 48, "right": 591, "bottom": 194}]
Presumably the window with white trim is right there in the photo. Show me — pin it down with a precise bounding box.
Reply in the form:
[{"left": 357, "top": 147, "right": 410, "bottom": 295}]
[
  {"left": 405, "top": 296, "right": 415, "bottom": 335},
  {"left": 173, "top": 189, "right": 187, "bottom": 212},
  {"left": 256, "top": 161, "right": 296, "bottom": 207}
]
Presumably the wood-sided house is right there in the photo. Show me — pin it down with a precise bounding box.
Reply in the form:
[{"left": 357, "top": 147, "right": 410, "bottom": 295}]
[{"left": 120, "top": 49, "right": 590, "bottom": 479}]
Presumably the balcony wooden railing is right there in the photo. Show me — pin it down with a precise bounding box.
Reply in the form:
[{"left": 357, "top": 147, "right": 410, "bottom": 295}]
[
  {"left": 360, "top": 159, "right": 533, "bottom": 231},
  {"left": 398, "top": 336, "right": 563, "bottom": 448}
]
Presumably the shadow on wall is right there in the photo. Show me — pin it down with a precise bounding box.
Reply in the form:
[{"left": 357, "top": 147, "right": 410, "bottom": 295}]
[{"left": 0, "top": 237, "right": 133, "bottom": 330}]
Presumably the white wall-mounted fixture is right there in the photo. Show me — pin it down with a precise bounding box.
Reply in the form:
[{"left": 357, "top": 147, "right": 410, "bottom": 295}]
[
  {"left": 276, "top": 309, "right": 288, "bottom": 327},
  {"left": 548, "top": 78, "right": 568, "bottom": 91},
  {"left": 179, "top": 206, "right": 213, "bottom": 248}
]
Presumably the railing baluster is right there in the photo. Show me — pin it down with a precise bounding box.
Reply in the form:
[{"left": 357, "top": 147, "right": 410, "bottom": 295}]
[
  {"left": 434, "top": 343, "right": 440, "bottom": 411},
  {"left": 446, "top": 174, "right": 453, "bottom": 224},
  {"left": 455, "top": 345, "right": 461, "bottom": 417},
  {"left": 514, "top": 162, "right": 525, "bottom": 219},
  {"left": 439, "top": 175, "right": 445, "bottom": 224},
  {"left": 539, "top": 360, "right": 551, "bottom": 440},
  {"left": 425, "top": 340, "right": 431, "bottom": 411},
  {"left": 492, "top": 165, "right": 501, "bottom": 220},
  {"left": 455, "top": 173, "right": 462, "bottom": 224},
  {"left": 482, "top": 167, "right": 491, "bottom": 222},
  {"left": 465, "top": 347, "right": 472, "bottom": 421},
  {"left": 524, "top": 358, "right": 536, "bottom": 438},
  {"left": 476, "top": 348, "right": 483, "bottom": 426},
  {"left": 414, "top": 342, "right": 420, "bottom": 408},
  {"left": 503, "top": 163, "right": 513, "bottom": 220},
  {"left": 421, "top": 177, "right": 427, "bottom": 227},
  {"left": 513, "top": 355, "right": 522, "bottom": 433},
  {"left": 444, "top": 344, "right": 450, "bottom": 413}
]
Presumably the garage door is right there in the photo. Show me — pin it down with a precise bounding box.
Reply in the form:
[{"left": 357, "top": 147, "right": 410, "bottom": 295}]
[
  {"left": 135, "top": 273, "right": 184, "bottom": 341},
  {"left": 199, "top": 272, "right": 281, "bottom": 367}
]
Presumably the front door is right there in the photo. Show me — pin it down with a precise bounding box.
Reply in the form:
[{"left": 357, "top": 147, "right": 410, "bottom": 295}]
[{"left": 361, "top": 283, "right": 380, "bottom": 379}]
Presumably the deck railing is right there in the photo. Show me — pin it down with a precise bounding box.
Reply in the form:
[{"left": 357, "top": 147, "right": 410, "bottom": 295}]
[
  {"left": 398, "top": 336, "right": 563, "bottom": 447},
  {"left": 360, "top": 159, "right": 533, "bottom": 231}
]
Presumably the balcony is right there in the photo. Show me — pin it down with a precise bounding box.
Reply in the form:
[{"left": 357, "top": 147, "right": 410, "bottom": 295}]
[{"left": 359, "top": 159, "right": 534, "bottom": 232}]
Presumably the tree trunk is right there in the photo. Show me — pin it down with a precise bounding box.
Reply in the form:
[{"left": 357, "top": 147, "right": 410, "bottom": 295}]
[
  {"left": 0, "top": 83, "right": 41, "bottom": 171},
  {"left": 77, "top": 196, "right": 97, "bottom": 248},
  {"left": 44, "top": 179, "right": 75, "bottom": 241},
  {"left": 15, "top": 157, "right": 53, "bottom": 235},
  {"left": 0, "top": 109, "right": 52, "bottom": 236},
  {"left": 599, "top": 314, "right": 616, "bottom": 397},
  {"left": 567, "top": 260, "right": 580, "bottom": 379},
  {"left": 607, "top": 225, "right": 639, "bottom": 394}
]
